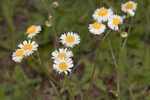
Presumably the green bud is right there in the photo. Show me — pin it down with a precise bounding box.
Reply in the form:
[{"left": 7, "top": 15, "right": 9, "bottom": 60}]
[{"left": 120, "top": 32, "right": 128, "bottom": 38}]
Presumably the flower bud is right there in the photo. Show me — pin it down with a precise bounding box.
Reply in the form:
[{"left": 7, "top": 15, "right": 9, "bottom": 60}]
[
  {"left": 52, "top": 1, "right": 59, "bottom": 8},
  {"left": 45, "top": 20, "right": 52, "bottom": 27},
  {"left": 128, "top": 11, "right": 135, "bottom": 16},
  {"left": 120, "top": 32, "right": 128, "bottom": 38}
]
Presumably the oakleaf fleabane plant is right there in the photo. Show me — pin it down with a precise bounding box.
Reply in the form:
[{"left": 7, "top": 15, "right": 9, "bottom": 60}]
[
  {"left": 121, "top": 1, "right": 137, "bottom": 16},
  {"left": 88, "top": 0, "right": 137, "bottom": 100},
  {"left": 26, "top": 25, "right": 41, "bottom": 38},
  {"left": 108, "top": 15, "right": 123, "bottom": 31},
  {"left": 89, "top": 7, "right": 124, "bottom": 33},
  {"left": 52, "top": 48, "right": 73, "bottom": 60},
  {"left": 88, "top": 22, "right": 106, "bottom": 35},
  {"left": 60, "top": 32, "right": 80, "bottom": 48},
  {"left": 11, "top": 0, "right": 138, "bottom": 99},
  {"left": 92, "top": 7, "right": 113, "bottom": 22},
  {"left": 12, "top": 26, "right": 81, "bottom": 75},
  {"left": 52, "top": 32, "right": 80, "bottom": 75},
  {"left": 12, "top": 25, "right": 41, "bottom": 62},
  {"left": 89, "top": 1, "right": 137, "bottom": 35}
]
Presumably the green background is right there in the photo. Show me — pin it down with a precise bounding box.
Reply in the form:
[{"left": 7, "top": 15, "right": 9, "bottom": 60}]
[{"left": 0, "top": 0, "right": 150, "bottom": 100}]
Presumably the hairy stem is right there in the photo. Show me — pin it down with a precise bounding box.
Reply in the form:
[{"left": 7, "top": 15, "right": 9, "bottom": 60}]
[
  {"left": 32, "top": 53, "right": 58, "bottom": 86},
  {"left": 49, "top": 80, "right": 61, "bottom": 100},
  {"left": 65, "top": 75, "right": 75, "bottom": 100},
  {"left": 87, "top": 63, "right": 96, "bottom": 94},
  {"left": 40, "top": 0, "right": 58, "bottom": 49},
  {"left": 129, "top": 87, "right": 136, "bottom": 100},
  {"left": 86, "top": 30, "right": 111, "bottom": 99},
  {"left": 109, "top": 39, "right": 120, "bottom": 100}
]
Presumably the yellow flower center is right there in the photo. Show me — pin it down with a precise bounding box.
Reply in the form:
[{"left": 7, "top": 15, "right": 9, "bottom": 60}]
[
  {"left": 27, "top": 26, "right": 36, "bottom": 34},
  {"left": 57, "top": 53, "right": 67, "bottom": 59},
  {"left": 98, "top": 9, "right": 108, "bottom": 16},
  {"left": 23, "top": 44, "right": 33, "bottom": 50},
  {"left": 113, "top": 18, "right": 120, "bottom": 26},
  {"left": 59, "top": 62, "right": 68, "bottom": 70},
  {"left": 16, "top": 49, "right": 24, "bottom": 57},
  {"left": 92, "top": 23, "right": 101, "bottom": 29},
  {"left": 125, "top": 3, "right": 133, "bottom": 9},
  {"left": 66, "top": 35, "right": 75, "bottom": 43}
]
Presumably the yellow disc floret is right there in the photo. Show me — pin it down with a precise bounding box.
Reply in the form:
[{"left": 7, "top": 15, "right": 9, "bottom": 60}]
[
  {"left": 98, "top": 9, "right": 108, "bottom": 16},
  {"left": 27, "top": 26, "right": 36, "bottom": 34},
  {"left": 23, "top": 44, "right": 33, "bottom": 50},
  {"left": 59, "top": 62, "right": 68, "bottom": 70},
  {"left": 92, "top": 23, "right": 101, "bottom": 29},
  {"left": 113, "top": 18, "right": 120, "bottom": 26},
  {"left": 66, "top": 35, "right": 75, "bottom": 43},
  {"left": 16, "top": 49, "right": 24, "bottom": 57},
  {"left": 125, "top": 3, "right": 133, "bottom": 9},
  {"left": 57, "top": 53, "right": 67, "bottom": 59}
]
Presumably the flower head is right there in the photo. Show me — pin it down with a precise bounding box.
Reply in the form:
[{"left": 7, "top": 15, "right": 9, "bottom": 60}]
[
  {"left": 12, "top": 49, "right": 25, "bottom": 62},
  {"left": 108, "top": 15, "right": 123, "bottom": 31},
  {"left": 26, "top": 25, "right": 41, "bottom": 38},
  {"left": 93, "top": 7, "right": 113, "bottom": 22},
  {"left": 89, "top": 22, "right": 106, "bottom": 35},
  {"left": 121, "top": 1, "right": 137, "bottom": 16},
  {"left": 53, "top": 58, "right": 73, "bottom": 74},
  {"left": 60, "top": 32, "right": 80, "bottom": 48},
  {"left": 18, "top": 40, "right": 38, "bottom": 56},
  {"left": 52, "top": 48, "right": 73, "bottom": 60}
]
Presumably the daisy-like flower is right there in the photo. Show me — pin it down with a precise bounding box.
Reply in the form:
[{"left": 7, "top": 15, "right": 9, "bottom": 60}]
[
  {"left": 60, "top": 32, "right": 80, "bottom": 48},
  {"left": 52, "top": 48, "right": 73, "bottom": 59},
  {"left": 93, "top": 7, "right": 113, "bottom": 22},
  {"left": 12, "top": 49, "right": 25, "bottom": 62},
  {"left": 53, "top": 58, "right": 73, "bottom": 74},
  {"left": 121, "top": 1, "right": 137, "bottom": 16},
  {"left": 88, "top": 22, "right": 106, "bottom": 35},
  {"left": 18, "top": 40, "right": 38, "bottom": 56},
  {"left": 26, "top": 25, "right": 41, "bottom": 38},
  {"left": 108, "top": 15, "right": 123, "bottom": 31}
]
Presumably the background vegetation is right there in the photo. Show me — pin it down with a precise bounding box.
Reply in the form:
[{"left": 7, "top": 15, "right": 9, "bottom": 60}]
[{"left": 0, "top": 0, "right": 150, "bottom": 100}]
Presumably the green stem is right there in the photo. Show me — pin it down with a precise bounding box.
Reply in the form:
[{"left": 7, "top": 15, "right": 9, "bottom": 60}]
[
  {"left": 121, "top": 38, "right": 127, "bottom": 50},
  {"left": 36, "top": 51, "right": 42, "bottom": 65},
  {"left": 32, "top": 53, "right": 58, "bottom": 85},
  {"left": 117, "top": 70, "right": 121, "bottom": 100},
  {"left": 129, "top": 87, "right": 136, "bottom": 100},
  {"left": 80, "top": 93, "right": 84, "bottom": 100},
  {"left": 108, "top": 39, "right": 120, "bottom": 100},
  {"left": 65, "top": 75, "right": 74, "bottom": 100},
  {"left": 49, "top": 80, "right": 61, "bottom": 100},
  {"left": 40, "top": 0, "right": 58, "bottom": 49},
  {"left": 86, "top": 30, "right": 111, "bottom": 99},
  {"left": 87, "top": 63, "right": 96, "bottom": 94},
  {"left": 86, "top": 31, "right": 111, "bottom": 99}
]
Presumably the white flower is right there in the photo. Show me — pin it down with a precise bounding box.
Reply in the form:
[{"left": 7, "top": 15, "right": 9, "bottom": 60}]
[
  {"left": 93, "top": 7, "right": 113, "bottom": 22},
  {"left": 18, "top": 40, "right": 38, "bottom": 56},
  {"left": 108, "top": 15, "right": 123, "bottom": 31},
  {"left": 88, "top": 22, "right": 106, "bottom": 35},
  {"left": 52, "top": 48, "right": 73, "bottom": 60},
  {"left": 60, "top": 32, "right": 80, "bottom": 48},
  {"left": 53, "top": 58, "right": 73, "bottom": 74},
  {"left": 121, "top": 1, "right": 137, "bottom": 16},
  {"left": 12, "top": 49, "right": 25, "bottom": 62},
  {"left": 26, "top": 25, "right": 41, "bottom": 38}
]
